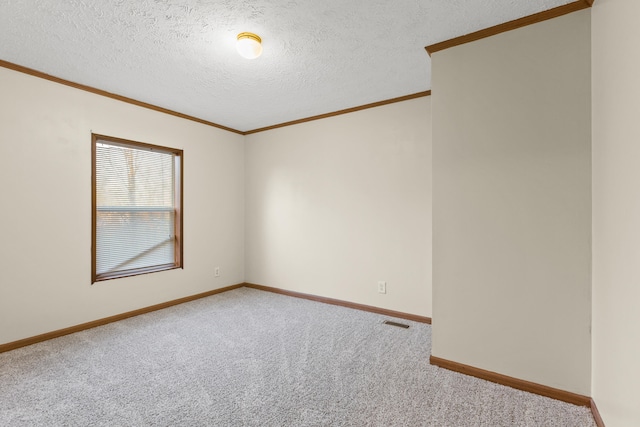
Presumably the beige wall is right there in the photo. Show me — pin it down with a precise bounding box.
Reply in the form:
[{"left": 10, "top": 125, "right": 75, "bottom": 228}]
[
  {"left": 431, "top": 10, "right": 592, "bottom": 395},
  {"left": 245, "top": 97, "right": 432, "bottom": 317},
  {"left": 0, "top": 67, "right": 245, "bottom": 345},
  {"left": 592, "top": 0, "right": 640, "bottom": 425},
  {"left": 0, "top": 65, "right": 431, "bottom": 345}
]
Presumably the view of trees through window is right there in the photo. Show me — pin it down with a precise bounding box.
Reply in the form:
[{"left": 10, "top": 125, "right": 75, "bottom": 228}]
[{"left": 93, "top": 135, "right": 182, "bottom": 282}]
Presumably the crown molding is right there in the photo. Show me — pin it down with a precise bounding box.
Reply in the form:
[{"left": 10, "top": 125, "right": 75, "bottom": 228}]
[
  {"left": 244, "top": 91, "right": 431, "bottom": 135},
  {"left": 0, "top": 59, "right": 245, "bottom": 135},
  {"left": 2, "top": 59, "right": 430, "bottom": 136},
  {"left": 425, "top": 0, "right": 592, "bottom": 56}
]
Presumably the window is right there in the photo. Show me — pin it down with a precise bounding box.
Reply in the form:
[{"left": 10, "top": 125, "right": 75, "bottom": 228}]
[{"left": 92, "top": 134, "right": 183, "bottom": 283}]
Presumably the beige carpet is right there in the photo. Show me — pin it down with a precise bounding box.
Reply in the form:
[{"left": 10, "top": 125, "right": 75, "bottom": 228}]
[{"left": 0, "top": 287, "right": 596, "bottom": 426}]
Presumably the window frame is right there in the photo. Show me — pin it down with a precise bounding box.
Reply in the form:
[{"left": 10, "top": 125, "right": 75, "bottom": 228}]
[{"left": 91, "top": 133, "right": 183, "bottom": 283}]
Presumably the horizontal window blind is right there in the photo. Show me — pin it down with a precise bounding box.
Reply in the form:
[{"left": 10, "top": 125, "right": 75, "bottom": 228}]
[{"left": 94, "top": 138, "right": 179, "bottom": 280}]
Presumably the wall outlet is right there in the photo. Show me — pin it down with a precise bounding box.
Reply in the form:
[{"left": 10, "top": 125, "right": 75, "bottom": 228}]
[
  {"left": 214, "top": 267, "right": 220, "bottom": 277},
  {"left": 378, "top": 281, "right": 386, "bottom": 294}
]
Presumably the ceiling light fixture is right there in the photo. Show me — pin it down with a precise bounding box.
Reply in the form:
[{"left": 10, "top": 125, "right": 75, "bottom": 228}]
[{"left": 236, "top": 32, "right": 263, "bottom": 59}]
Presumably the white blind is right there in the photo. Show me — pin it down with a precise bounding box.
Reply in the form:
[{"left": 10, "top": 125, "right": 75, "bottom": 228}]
[{"left": 95, "top": 140, "right": 176, "bottom": 276}]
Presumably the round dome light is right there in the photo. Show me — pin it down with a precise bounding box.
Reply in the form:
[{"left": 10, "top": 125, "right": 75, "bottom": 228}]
[{"left": 236, "top": 32, "right": 263, "bottom": 59}]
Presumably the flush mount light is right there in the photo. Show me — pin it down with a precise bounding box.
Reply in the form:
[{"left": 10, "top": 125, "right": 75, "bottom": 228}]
[{"left": 236, "top": 32, "right": 263, "bottom": 59}]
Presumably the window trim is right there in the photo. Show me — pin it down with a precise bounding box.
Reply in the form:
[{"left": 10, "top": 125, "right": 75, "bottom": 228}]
[{"left": 91, "top": 133, "right": 183, "bottom": 284}]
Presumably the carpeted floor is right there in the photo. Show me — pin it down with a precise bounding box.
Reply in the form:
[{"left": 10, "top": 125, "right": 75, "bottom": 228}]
[{"left": 0, "top": 287, "right": 596, "bottom": 426}]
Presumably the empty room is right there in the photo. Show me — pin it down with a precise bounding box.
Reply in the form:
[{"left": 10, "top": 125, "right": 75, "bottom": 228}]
[{"left": 0, "top": 0, "right": 638, "bottom": 426}]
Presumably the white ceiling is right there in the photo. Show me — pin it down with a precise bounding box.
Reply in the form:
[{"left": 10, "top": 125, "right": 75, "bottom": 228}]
[{"left": 0, "top": 0, "right": 573, "bottom": 132}]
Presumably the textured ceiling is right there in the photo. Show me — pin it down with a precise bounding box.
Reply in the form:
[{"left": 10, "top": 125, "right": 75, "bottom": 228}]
[{"left": 0, "top": 0, "right": 573, "bottom": 132}]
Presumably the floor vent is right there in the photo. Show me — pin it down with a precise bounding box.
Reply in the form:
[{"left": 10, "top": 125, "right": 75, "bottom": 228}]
[{"left": 383, "top": 320, "right": 410, "bottom": 329}]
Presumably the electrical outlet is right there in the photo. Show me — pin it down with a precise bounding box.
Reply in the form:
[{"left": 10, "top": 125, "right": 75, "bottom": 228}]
[
  {"left": 214, "top": 267, "right": 220, "bottom": 277},
  {"left": 378, "top": 281, "right": 386, "bottom": 294}
]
